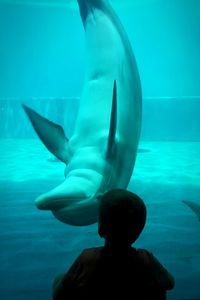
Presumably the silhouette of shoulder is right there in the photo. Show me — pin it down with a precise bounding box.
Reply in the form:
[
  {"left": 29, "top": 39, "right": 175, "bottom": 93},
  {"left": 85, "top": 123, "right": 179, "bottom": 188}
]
[
  {"left": 136, "top": 248, "right": 175, "bottom": 290},
  {"left": 61, "top": 247, "right": 174, "bottom": 293}
]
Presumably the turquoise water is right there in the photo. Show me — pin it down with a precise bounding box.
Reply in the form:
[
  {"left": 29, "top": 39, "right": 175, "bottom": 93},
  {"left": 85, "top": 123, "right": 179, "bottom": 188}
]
[
  {"left": 1, "top": 0, "right": 200, "bottom": 99},
  {"left": 0, "top": 0, "right": 200, "bottom": 299}
]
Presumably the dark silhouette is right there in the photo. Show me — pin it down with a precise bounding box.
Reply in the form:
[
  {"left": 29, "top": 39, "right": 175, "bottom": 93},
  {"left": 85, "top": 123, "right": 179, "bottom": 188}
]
[{"left": 53, "top": 189, "right": 175, "bottom": 299}]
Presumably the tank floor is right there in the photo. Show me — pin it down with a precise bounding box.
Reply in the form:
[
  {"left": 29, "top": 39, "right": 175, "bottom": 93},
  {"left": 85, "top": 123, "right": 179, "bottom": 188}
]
[{"left": 0, "top": 139, "right": 200, "bottom": 300}]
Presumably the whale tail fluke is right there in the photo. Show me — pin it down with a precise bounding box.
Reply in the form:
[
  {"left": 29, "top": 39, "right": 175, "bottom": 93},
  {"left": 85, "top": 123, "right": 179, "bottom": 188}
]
[
  {"left": 182, "top": 200, "right": 200, "bottom": 222},
  {"left": 22, "top": 104, "right": 70, "bottom": 164}
]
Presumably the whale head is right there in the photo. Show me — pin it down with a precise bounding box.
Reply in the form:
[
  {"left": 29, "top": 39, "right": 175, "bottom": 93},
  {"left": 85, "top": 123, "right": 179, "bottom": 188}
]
[{"left": 35, "top": 169, "right": 104, "bottom": 226}]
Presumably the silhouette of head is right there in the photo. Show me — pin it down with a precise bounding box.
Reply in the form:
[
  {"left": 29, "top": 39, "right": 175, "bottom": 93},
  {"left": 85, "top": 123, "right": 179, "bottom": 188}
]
[{"left": 98, "top": 189, "right": 146, "bottom": 246}]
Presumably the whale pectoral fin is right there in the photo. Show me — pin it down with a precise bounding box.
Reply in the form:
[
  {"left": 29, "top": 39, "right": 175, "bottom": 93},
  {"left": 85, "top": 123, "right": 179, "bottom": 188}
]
[
  {"left": 22, "top": 104, "right": 69, "bottom": 163},
  {"left": 106, "top": 80, "right": 117, "bottom": 159},
  {"left": 182, "top": 200, "right": 200, "bottom": 222}
]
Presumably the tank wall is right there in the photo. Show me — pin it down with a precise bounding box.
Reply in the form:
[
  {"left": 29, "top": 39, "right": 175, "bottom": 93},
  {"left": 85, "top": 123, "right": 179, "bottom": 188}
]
[
  {"left": 0, "top": 98, "right": 79, "bottom": 139},
  {"left": 141, "top": 97, "right": 200, "bottom": 141},
  {"left": 0, "top": 97, "right": 200, "bottom": 141}
]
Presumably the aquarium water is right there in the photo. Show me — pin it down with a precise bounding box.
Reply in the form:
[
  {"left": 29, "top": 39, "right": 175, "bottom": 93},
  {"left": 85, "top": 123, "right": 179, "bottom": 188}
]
[{"left": 0, "top": 0, "right": 200, "bottom": 299}]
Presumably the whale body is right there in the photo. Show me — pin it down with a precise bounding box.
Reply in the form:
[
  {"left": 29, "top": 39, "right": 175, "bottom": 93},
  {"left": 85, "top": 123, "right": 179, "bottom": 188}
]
[{"left": 23, "top": 0, "right": 142, "bottom": 226}]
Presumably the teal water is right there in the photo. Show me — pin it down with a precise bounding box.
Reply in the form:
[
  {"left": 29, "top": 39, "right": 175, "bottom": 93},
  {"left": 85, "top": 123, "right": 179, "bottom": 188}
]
[
  {"left": 0, "top": 0, "right": 199, "bottom": 99},
  {"left": 1, "top": 140, "right": 200, "bottom": 299},
  {"left": 0, "top": 0, "right": 200, "bottom": 299}
]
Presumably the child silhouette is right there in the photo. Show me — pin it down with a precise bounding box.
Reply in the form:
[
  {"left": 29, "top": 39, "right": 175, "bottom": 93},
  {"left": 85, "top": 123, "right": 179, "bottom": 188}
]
[{"left": 53, "top": 189, "right": 174, "bottom": 299}]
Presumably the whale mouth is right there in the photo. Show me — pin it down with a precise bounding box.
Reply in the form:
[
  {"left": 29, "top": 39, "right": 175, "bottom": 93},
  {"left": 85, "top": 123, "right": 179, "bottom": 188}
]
[
  {"left": 52, "top": 197, "right": 99, "bottom": 226},
  {"left": 35, "top": 194, "right": 90, "bottom": 210},
  {"left": 36, "top": 192, "right": 99, "bottom": 226}
]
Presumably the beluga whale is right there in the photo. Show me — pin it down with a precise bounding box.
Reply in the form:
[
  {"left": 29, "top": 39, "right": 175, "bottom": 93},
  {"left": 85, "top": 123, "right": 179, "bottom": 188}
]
[{"left": 23, "top": 0, "right": 142, "bottom": 226}]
